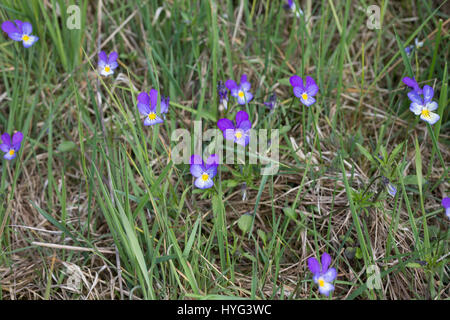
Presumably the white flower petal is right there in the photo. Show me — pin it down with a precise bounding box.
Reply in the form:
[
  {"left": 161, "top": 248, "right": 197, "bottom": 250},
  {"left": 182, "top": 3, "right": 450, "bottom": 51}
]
[
  {"left": 420, "top": 111, "right": 440, "bottom": 125},
  {"left": 425, "top": 101, "right": 438, "bottom": 111},
  {"left": 409, "top": 102, "right": 422, "bottom": 115}
]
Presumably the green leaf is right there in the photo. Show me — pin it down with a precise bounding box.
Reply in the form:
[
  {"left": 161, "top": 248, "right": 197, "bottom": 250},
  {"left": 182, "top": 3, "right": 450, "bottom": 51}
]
[
  {"left": 57, "top": 141, "right": 77, "bottom": 152},
  {"left": 406, "top": 262, "right": 423, "bottom": 269},
  {"left": 257, "top": 229, "right": 267, "bottom": 244},
  {"left": 403, "top": 175, "right": 428, "bottom": 185},
  {"left": 279, "top": 125, "right": 292, "bottom": 135},
  {"left": 380, "top": 145, "right": 388, "bottom": 163},
  {"left": 237, "top": 214, "right": 253, "bottom": 234},
  {"left": 223, "top": 180, "right": 240, "bottom": 188},
  {"left": 355, "top": 247, "right": 363, "bottom": 260},
  {"left": 387, "top": 142, "right": 404, "bottom": 166},
  {"left": 283, "top": 207, "right": 297, "bottom": 220},
  {"left": 356, "top": 143, "right": 376, "bottom": 166},
  {"left": 278, "top": 77, "right": 291, "bottom": 86}
]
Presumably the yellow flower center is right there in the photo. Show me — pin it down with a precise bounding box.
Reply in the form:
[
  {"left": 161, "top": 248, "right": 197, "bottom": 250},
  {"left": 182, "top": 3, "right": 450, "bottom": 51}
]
[
  {"left": 421, "top": 109, "right": 430, "bottom": 119},
  {"left": 318, "top": 278, "right": 325, "bottom": 287},
  {"left": 22, "top": 35, "right": 29, "bottom": 41},
  {"left": 301, "top": 93, "right": 308, "bottom": 100},
  {"left": 235, "top": 131, "right": 243, "bottom": 139},
  {"left": 238, "top": 91, "right": 245, "bottom": 98},
  {"left": 9, "top": 149, "right": 15, "bottom": 156},
  {"left": 148, "top": 113, "right": 156, "bottom": 120},
  {"left": 201, "top": 173, "right": 209, "bottom": 181},
  {"left": 104, "top": 66, "right": 111, "bottom": 72}
]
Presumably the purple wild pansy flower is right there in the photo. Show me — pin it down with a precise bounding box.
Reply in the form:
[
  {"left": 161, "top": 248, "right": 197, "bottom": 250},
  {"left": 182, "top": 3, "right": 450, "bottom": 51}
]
[
  {"left": 217, "top": 81, "right": 229, "bottom": 110},
  {"left": 407, "top": 85, "right": 440, "bottom": 125},
  {"left": 382, "top": 176, "right": 397, "bottom": 197},
  {"left": 264, "top": 93, "right": 277, "bottom": 111},
  {"left": 1, "top": 131, "right": 23, "bottom": 160},
  {"left": 402, "top": 77, "right": 422, "bottom": 94},
  {"left": 307, "top": 252, "right": 337, "bottom": 296},
  {"left": 284, "top": 0, "right": 304, "bottom": 17},
  {"left": 404, "top": 45, "right": 414, "bottom": 57},
  {"left": 160, "top": 94, "right": 170, "bottom": 118},
  {"left": 415, "top": 38, "right": 423, "bottom": 48},
  {"left": 290, "top": 75, "right": 318, "bottom": 106},
  {"left": 386, "top": 183, "right": 397, "bottom": 197},
  {"left": 442, "top": 197, "right": 450, "bottom": 219},
  {"left": 217, "top": 110, "right": 252, "bottom": 146},
  {"left": 98, "top": 51, "right": 118, "bottom": 77},
  {"left": 190, "top": 154, "right": 219, "bottom": 189},
  {"left": 137, "top": 88, "right": 168, "bottom": 126},
  {"left": 1, "top": 20, "right": 38, "bottom": 48},
  {"left": 225, "top": 74, "right": 253, "bottom": 105}
]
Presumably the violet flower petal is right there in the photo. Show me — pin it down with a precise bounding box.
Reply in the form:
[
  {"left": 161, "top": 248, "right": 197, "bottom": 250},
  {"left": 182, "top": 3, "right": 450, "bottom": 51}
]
[
  {"left": 190, "top": 164, "right": 204, "bottom": 178},
  {"left": 422, "top": 85, "right": 434, "bottom": 104},
  {"left": 224, "top": 129, "right": 236, "bottom": 141},
  {"left": 217, "top": 118, "right": 235, "bottom": 132},
  {"left": 12, "top": 132, "right": 23, "bottom": 146},
  {"left": 305, "top": 76, "right": 318, "bottom": 96},
  {"left": 149, "top": 89, "right": 158, "bottom": 109},
  {"left": 137, "top": 102, "right": 151, "bottom": 116},
  {"left": 323, "top": 267, "right": 337, "bottom": 282},
  {"left": 190, "top": 154, "right": 204, "bottom": 166},
  {"left": 289, "top": 75, "right": 303, "bottom": 88},
  {"left": 235, "top": 110, "right": 249, "bottom": 128},
  {"left": 137, "top": 92, "right": 150, "bottom": 105},
  {"left": 14, "top": 20, "right": 23, "bottom": 32},
  {"left": 225, "top": 79, "right": 238, "bottom": 91},
  {"left": 307, "top": 257, "right": 320, "bottom": 274},
  {"left": 205, "top": 154, "right": 219, "bottom": 168},
  {"left": 1, "top": 21, "right": 18, "bottom": 34},
  {"left": 321, "top": 252, "right": 332, "bottom": 272},
  {"left": 8, "top": 32, "right": 23, "bottom": 41},
  {"left": 99, "top": 51, "right": 108, "bottom": 63},
  {"left": 21, "top": 22, "right": 32, "bottom": 35},
  {"left": 238, "top": 120, "right": 251, "bottom": 131},
  {"left": 1, "top": 133, "right": 11, "bottom": 146},
  {"left": 108, "top": 51, "right": 118, "bottom": 64},
  {"left": 0, "top": 144, "right": 9, "bottom": 153},
  {"left": 442, "top": 197, "right": 450, "bottom": 209},
  {"left": 407, "top": 91, "right": 423, "bottom": 105}
]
